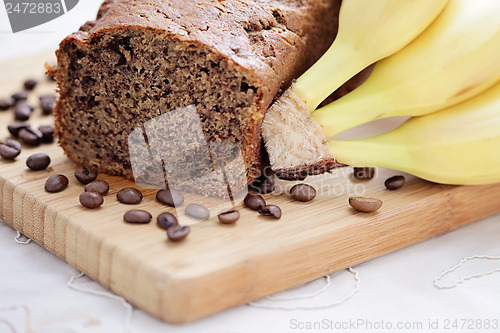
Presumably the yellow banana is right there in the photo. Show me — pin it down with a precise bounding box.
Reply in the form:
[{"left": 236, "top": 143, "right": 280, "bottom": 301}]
[
  {"left": 292, "top": 0, "right": 448, "bottom": 112},
  {"left": 313, "top": 0, "right": 500, "bottom": 138},
  {"left": 329, "top": 81, "right": 500, "bottom": 185}
]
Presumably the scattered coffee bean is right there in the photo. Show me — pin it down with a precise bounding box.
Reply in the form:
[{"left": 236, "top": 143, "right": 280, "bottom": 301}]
[
  {"left": 12, "top": 90, "right": 28, "bottom": 102},
  {"left": 353, "top": 167, "right": 375, "bottom": 180},
  {"left": 218, "top": 209, "right": 240, "bottom": 224},
  {"left": 18, "top": 127, "right": 42, "bottom": 146},
  {"left": 8, "top": 123, "right": 29, "bottom": 137},
  {"left": 116, "top": 187, "right": 143, "bottom": 204},
  {"left": 85, "top": 180, "right": 109, "bottom": 195},
  {"left": 258, "top": 205, "right": 282, "bottom": 219},
  {"left": 290, "top": 184, "right": 317, "bottom": 202},
  {"left": 349, "top": 197, "right": 382, "bottom": 213},
  {"left": 14, "top": 101, "right": 34, "bottom": 121},
  {"left": 124, "top": 209, "right": 152, "bottom": 224},
  {"left": 167, "top": 225, "right": 190, "bottom": 242},
  {"left": 185, "top": 203, "right": 210, "bottom": 220},
  {"left": 74, "top": 166, "right": 98, "bottom": 184},
  {"left": 0, "top": 97, "right": 15, "bottom": 110},
  {"left": 26, "top": 153, "right": 51, "bottom": 171},
  {"left": 259, "top": 175, "right": 275, "bottom": 194},
  {"left": 23, "top": 79, "right": 38, "bottom": 90},
  {"left": 45, "top": 174, "right": 69, "bottom": 193},
  {"left": 38, "top": 125, "right": 54, "bottom": 143},
  {"left": 156, "top": 188, "right": 184, "bottom": 207},
  {"left": 385, "top": 175, "right": 406, "bottom": 191},
  {"left": 157, "top": 212, "right": 178, "bottom": 229},
  {"left": 0, "top": 139, "right": 22, "bottom": 160},
  {"left": 39, "top": 94, "right": 57, "bottom": 115},
  {"left": 79, "top": 191, "right": 104, "bottom": 209},
  {"left": 244, "top": 192, "right": 266, "bottom": 211}
]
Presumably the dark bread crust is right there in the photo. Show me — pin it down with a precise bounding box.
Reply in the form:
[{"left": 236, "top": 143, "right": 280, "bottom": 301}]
[{"left": 54, "top": 0, "right": 341, "bottom": 190}]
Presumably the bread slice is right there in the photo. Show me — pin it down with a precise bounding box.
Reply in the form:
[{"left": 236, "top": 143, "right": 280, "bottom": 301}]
[{"left": 53, "top": 0, "right": 340, "bottom": 188}]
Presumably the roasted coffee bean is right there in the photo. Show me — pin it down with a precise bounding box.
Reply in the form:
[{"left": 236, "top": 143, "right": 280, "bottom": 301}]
[
  {"left": 12, "top": 90, "right": 28, "bottom": 102},
  {"left": 259, "top": 175, "right": 275, "bottom": 194},
  {"left": 0, "top": 97, "right": 15, "bottom": 110},
  {"left": 14, "top": 101, "right": 34, "bottom": 121},
  {"left": 124, "top": 209, "right": 152, "bottom": 224},
  {"left": 185, "top": 203, "right": 210, "bottom": 220},
  {"left": 385, "top": 175, "right": 406, "bottom": 191},
  {"left": 116, "top": 187, "right": 143, "bottom": 204},
  {"left": 157, "top": 212, "right": 178, "bottom": 229},
  {"left": 156, "top": 188, "right": 184, "bottom": 207},
  {"left": 349, "top": 197, "right": 382, "bottom": 213},
  {"left": 39, "top": 94, "right": 57, "bottom": 115},
  {"left": 18, "top": 127, "right": 42, "bottom": 146},
  {"left": 79, "top": 191, "right": 104, "bottom": 209},
  {"left": 290, "top": 184, "right": 317, "bottom": 202},
  {"left": 218, "top": 209, "right": 240, "bottom": 224},
  {"left": 45, "top": 174, "right": 69, "bottom": 193},
  {"left": 38, "top": 125, "right": 54, "bottom": 143},
  {"left": 26, "top": 153, "right": 51, "bottom": 171},
  {"left": 85, "top": 180, "right": 109, "bottom": 195},
  {"left": 23, "top": 79, "right": 38, "bottom": 90},
  {"left": 74, "top": 166, "right": 98, "bottom": 184},
  {"left": 167, "top": 225, "right": 190, "bottom": 242},
  {"left": 0, "top": 139, "right": 22, "bottom": 160},
  {"left": 353, "top": 167, "right": 375, "bottom": 180},
  {"left": 244, "top": 192, "right": 266, "bottom": 211},
  {"left": 8, "top": 123, "right": 29, "bottom": 137},
  {"left": 258, "top": 205, "right": 282, "bottom": 219}
]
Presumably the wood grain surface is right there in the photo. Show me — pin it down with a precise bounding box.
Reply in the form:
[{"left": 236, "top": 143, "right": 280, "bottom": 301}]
[{"left": 1, "top": 52, "right": 500, "bottom": 323}]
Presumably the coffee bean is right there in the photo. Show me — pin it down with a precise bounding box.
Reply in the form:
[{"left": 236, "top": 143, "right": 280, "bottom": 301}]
[
  {"left": 167, "top": 225, "right": 190, "bottom": 242},
  {"left": 244, "top": 192, "right": 266, "bottom": 211},
  {"left": 385, "top": 175, "right": 405, "bottom": 191},
  {"left": 353, "top": 167, "right": 375, "bottom": 180},
  {"left": 38, "top": 125, "right": 54, "bottom": 143},
  {"left": 290, "top": 184, "right": 317, "bottom": 202},
  {"left": 185, "top": 203, "right": 210, "bottom": 220},
  {"left": 39, "top": 94, "right": 57, "bottom": 115},
  {"left": 259, "top": 175, "right": 275, "bottom": 194},
  {"left": 18, "top": 127, "right": 42, "bottom": 146},
  {"left": 218, "top": 209, "right": 240, "bottom": 224},
  {"left": 0, "top": 97, "right": 15, "bottom": 110},
  {"left": 0, "top": 139, "right": 21, "bottom": 160},
  {"left": 258, "top": 205, "right": 282, "bottom": 219},
  {"left": 8, "top": 123, "right": 29, "bottom": 137},
  {"left": 12, "top": 91, "right": 28, "bottom": 102},
  {"left": 24, "top": 79, "right": 38, "bottom": 90},
  {"left": 14, "top": 101, "right": 34, "bottom": 121},
  {"left": 116, "top": 187, "right": 143, "bottom": 204},
  {"left": 348, "top": 197, "right": 382, "bottom": 213},
  {"left": 74, "top": 166, "right": 98, "bottom": 184},
  {"left": 26, "top": 153, "right": 51, "bottom": 171},
  {"left": 156, "top": 188, "right": 184, "bottom": 207},
  {"left": 79, "top": 191, "right": 104, "bottom": 209},
  {"left": 124, "top": 210, "right": 152, "bottom": 224},
  {"left": 157, "top": 212, "right": 178, "bottom": 229},
  {"left": 45, "top": 174, "right": 69, "bottom": 193},
  {"left": 85, "top": 180, "right": 109, "bottom": 195}
]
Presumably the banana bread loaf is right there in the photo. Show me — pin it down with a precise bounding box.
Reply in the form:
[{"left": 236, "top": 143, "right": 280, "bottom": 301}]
[{"left": 53, "top": 0, "right": 340, "bottom": 187}]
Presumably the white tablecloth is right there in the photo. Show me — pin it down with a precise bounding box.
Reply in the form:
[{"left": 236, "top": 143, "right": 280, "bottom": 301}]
[{"left": 1, "top": 2, "right": 500, "bottom": 332}]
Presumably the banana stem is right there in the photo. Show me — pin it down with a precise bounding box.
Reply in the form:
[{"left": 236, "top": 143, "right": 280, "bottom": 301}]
[
  {"left": 292, "top": 40, "right": 368, "bottom": 112},
  {"left": 312, "top": 90, "right": 390, "bottom": 138},
  {"left": 328, "top": 138, "right": 412, "bottom": 170}
]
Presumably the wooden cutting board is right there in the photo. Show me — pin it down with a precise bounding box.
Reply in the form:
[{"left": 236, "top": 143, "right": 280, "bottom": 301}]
[{"left": 2, "top": 52, "right": 500, "bottom": 323}]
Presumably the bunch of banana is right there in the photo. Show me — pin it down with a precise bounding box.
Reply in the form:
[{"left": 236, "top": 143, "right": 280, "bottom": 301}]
[{"left": 262, "top": 0, "right": 500, "bottom": 184}]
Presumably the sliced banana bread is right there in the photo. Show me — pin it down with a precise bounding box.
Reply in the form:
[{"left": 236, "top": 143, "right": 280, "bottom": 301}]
[{"left": 53, "top": 0, "right": 340, "bottom": 186}]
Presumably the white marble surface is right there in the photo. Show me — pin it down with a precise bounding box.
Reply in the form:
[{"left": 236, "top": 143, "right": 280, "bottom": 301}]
[{"left": 1, "top": 2, "right": 500, "bottom": 332}]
